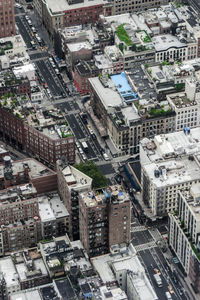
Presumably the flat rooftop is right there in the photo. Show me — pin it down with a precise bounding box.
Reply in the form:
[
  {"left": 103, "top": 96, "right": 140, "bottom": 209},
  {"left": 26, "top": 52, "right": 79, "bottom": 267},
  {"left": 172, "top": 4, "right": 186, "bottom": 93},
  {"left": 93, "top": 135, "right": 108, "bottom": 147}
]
[
  {"left": 16, "top": 258, "right": 48, "bottom": 282},
  {"left": 89, "top": 76, "right": 122, "bottom": 110},
  {"left": 60, "top": 164, "right": 92, "bottom": 191},
  {"left": 39, "top": 197, "right": 56, "bottom": 223},
  {"left": 0, "top": 184, "right": 37, "bottom": 204},
  {"left": 168, "top": 92, "right": 198, "bottom": 108},
  {"left": 140, "top": 127, "right": 200, "bottom": 164},
  {"left": 143, "top": 157, "right": 200, "bottom": 188},
  {"left": 81, "top": 185, "right": 129, "bottom": 208},
  {"left": 152, "top": 34, "right": 186, "bottom": 52},
  {"left": 92, "top": 245, "right": 157, "bottom": 300},
  {"left": 67, "top": 41, "right": 92, "bottom": 52},
  {"left": 0, "top": 158, "right": 55, "bottom": 179},
  {"left": 49, "top": 194, "right": 69, "bottom": 218},
  {"left": 129, "top": 66, "right": 157, "bottom": 101},
  {"left": 111, "top": 72, "right": 139, "bottom": 103},
  {"left": 10, "top": 290, "right": 41, "bottom": 300},
  {"left": 46, "top": 0, "right": 106, "bottom": 15},
  {"left": 95, "top": 54, "right": 113, "bottom": 70},
  {"left": 0, "top": 257, "right": 19, "bottom": 288},
  {"left": 55, "top": 278, "right": 76, "bottom": 300},
  {"left": 113, "top": 257, "right": 157, "bottom": 300}
]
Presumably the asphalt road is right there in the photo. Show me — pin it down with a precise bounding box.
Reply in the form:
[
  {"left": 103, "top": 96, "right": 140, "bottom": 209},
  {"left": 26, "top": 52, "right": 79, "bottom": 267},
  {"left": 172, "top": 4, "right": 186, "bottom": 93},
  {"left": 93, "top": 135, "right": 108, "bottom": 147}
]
[
  {"left": 55, "top": 101, "right": 79, "bottom": 113},
  {"left": 139, "top": 248, "right": 185, "bottom": 300},
  {"left": 65, "top": 114, "right": 85, "bottom": 140},
  {"left": 15, "top": 16, "right": 33, "bottom": 49},
  {"left": 29, "top": 52, "right": 49, "bottom": 60},
  {"left": 98, "top": 163, "right": 115, "bottom": 176},
  {"left": 35, "top": 59, "right": 63, "bottom": 96},
  {"left": 131, "top": 230, "right": 153, "bottom": 246}
]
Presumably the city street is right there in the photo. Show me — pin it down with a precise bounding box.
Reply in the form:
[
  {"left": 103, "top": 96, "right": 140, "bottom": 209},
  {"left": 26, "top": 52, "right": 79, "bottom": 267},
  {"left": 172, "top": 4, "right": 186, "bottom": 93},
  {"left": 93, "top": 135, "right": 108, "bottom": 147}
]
[
  {"left": 130, "top": 217, "right": 190, "bottom": 300},
  {"left": 35, "top": 59, "right": 64, "bottom": 97}
]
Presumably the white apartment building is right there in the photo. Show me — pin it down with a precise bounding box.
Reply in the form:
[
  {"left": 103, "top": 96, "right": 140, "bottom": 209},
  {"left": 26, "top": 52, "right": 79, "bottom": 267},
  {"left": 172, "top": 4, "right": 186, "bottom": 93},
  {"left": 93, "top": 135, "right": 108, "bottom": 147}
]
[
  {"left": 168, "top": 184, "right": 200, "bottom": 274},
  {"left": 153, "top": 34, "right": 188, "bottom": 63},
  {"left": 167, "top": 78, "right": 200, "bottom": 131},
  {"left": 140, "top": 128, "right": 200, "bottom": 216}
]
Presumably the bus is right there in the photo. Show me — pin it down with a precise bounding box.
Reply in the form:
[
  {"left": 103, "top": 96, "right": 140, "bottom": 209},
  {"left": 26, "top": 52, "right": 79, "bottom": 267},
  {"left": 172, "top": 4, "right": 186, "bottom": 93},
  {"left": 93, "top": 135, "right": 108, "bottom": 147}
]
[{"left": 81, "top": 141, "right": 88, "bottom": 152}]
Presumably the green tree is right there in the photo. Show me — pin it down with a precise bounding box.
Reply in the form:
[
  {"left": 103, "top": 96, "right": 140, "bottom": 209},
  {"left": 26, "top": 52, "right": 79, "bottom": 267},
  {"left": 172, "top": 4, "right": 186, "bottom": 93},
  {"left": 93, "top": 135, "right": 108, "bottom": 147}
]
[{"left": 74, "top": 161, "right": 107, "bottom": 189}]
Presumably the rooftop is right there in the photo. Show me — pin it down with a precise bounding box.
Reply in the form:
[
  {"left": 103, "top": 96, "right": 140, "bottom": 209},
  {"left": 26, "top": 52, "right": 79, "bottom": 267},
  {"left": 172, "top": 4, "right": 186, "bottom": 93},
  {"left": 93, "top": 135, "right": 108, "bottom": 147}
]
[
  {"left": 0, "top": 257, "right": 19, "bottom": 288},
  {"left": 0, "top": 184, "right": 37, "bottom": 204},
  {"left": 140, "top": 127, "right": 200, "bottom": 163},
  {"left": 152, "top": 34, "right": 186, "bottom": 52},
  {"left": 67, "top": 41, "right": 92, "bottom": 52},
  {"left": 89, "top": 76, "right": 122, "bottom": 110},
  {"left": 92, "top": 244, "right": 157, "bottom": 300},
  {"left": 15, "top": 257, "right": 48, "bottom": 282},
  {"left": 168, "top": 92, "right": 198, "bottom": 108},
  {"left": 111, "top": 72, "right": 139, "bottom": 102},
  {"left": 55, "top": 278, "right": 76, "bottom": 300},
  {"left": 46, "top": 0, "right": 107, "bottom": 15},
  {"left": 140, "top": 127, "right": 200, "bottom": 187},
  {"left": 39, "top": 198, "right": 56, "bottom": 223},
  {"left": 89, "top": 72, "right": 139, "bottom": 111},
  {"left": 10, "top": 290, "right": 41, "bottom": 300},
  {"left": 58, "top": 161, "right": 92, "bottom": 192},
  {"left": 0, "top": 158, "right": 55, "bottom": 180},
  {"left": 81, "top": 185, "right": 129, "bottom": 208},
  {"left": 38, "top": 193, "right": 69, "bottom": 221}
]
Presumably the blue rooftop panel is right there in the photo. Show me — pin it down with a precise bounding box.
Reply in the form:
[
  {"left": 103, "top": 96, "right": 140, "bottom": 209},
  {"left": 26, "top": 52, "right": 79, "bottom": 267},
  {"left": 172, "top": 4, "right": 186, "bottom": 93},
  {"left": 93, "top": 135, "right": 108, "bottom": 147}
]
[{"left": 111, "top": 72, "right": 138, "bottom": 102}]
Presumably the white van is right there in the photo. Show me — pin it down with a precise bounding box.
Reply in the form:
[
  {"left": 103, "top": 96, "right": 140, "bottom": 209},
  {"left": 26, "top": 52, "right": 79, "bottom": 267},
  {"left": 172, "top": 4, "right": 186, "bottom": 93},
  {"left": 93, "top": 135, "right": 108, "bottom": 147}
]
[
  {"left": 103, "top": 153, "right": 110, "bottom": 161},
  {"left": 165, "top": 292, "right": 172, "bottom": 300},
  {"left": 15, "top": 3, "right": 22, "bottom": 9}
]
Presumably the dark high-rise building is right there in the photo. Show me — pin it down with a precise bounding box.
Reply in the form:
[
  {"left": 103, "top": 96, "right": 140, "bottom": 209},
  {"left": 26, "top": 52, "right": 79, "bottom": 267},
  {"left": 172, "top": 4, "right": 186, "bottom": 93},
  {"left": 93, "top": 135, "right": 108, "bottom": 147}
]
[
  {"left": 79, "top": 185, "right": 131, "bottom": 257},
  {"left": 0, "top": 0, "right": 16, "bottom": 38}
]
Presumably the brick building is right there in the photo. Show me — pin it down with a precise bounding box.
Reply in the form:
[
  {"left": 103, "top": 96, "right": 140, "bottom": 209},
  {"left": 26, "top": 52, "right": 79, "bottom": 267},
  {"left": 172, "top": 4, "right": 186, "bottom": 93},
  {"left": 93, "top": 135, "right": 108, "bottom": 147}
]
[
  {"left": 0, "top": 108, "right": 75, "bottom": 167},
  {"left": 34, "top": 0, "right": 113, "bottom": 39},
  {"left": 79, "top": 185, "right": 131, "bottom": 257},
  {"left": 73, "top": 61, "right": 99, "bottom": 95},
  {"left": 0, "top": 0, "right": 16, "bottom": 38},
  {"left": 0, "top": 156, "right": 58, "bottom": 254},
  {"left": 56, "top": 160, "right": 92, "bottom": 240},
  {"left": 0, "top": 157, "right": 57, "bottom": 194}
]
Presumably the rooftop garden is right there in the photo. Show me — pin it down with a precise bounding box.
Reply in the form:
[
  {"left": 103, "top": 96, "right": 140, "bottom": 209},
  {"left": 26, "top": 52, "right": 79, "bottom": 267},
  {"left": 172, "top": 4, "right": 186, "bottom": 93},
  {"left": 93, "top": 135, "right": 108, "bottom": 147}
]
[
  {"left": 116, "top": 24, "right": 133, "bottom": 46},
  {"left": 61, "top": 131, "right": 73, "bottom": 138},
  {"left": 131, "top": 44, "right": 148, "bottom": 52},
  {"left": 175, "top": 83, "right": 185, "bottom": 92},
  {"left": 0, "top": 42, "right": 13, "bottom": 56},
  {"left": 137, "top": 30, "right": 152, "bottom": 43},
  {"left": 149, "top": 108, "right": 172, "bottom": 117}
]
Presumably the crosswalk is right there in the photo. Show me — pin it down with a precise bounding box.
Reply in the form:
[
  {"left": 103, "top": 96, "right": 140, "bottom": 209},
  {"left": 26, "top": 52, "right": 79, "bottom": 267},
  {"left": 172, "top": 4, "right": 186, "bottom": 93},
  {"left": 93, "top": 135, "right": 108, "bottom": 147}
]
[
  {"left": 149, "top": 228, "right": 163, "bottom": 242},
  {"left": 134, "top": 241, "right": 156, "bottom": 252},
  {"left": 131, "top": 225, "right": 146, "bottom": 232}
]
